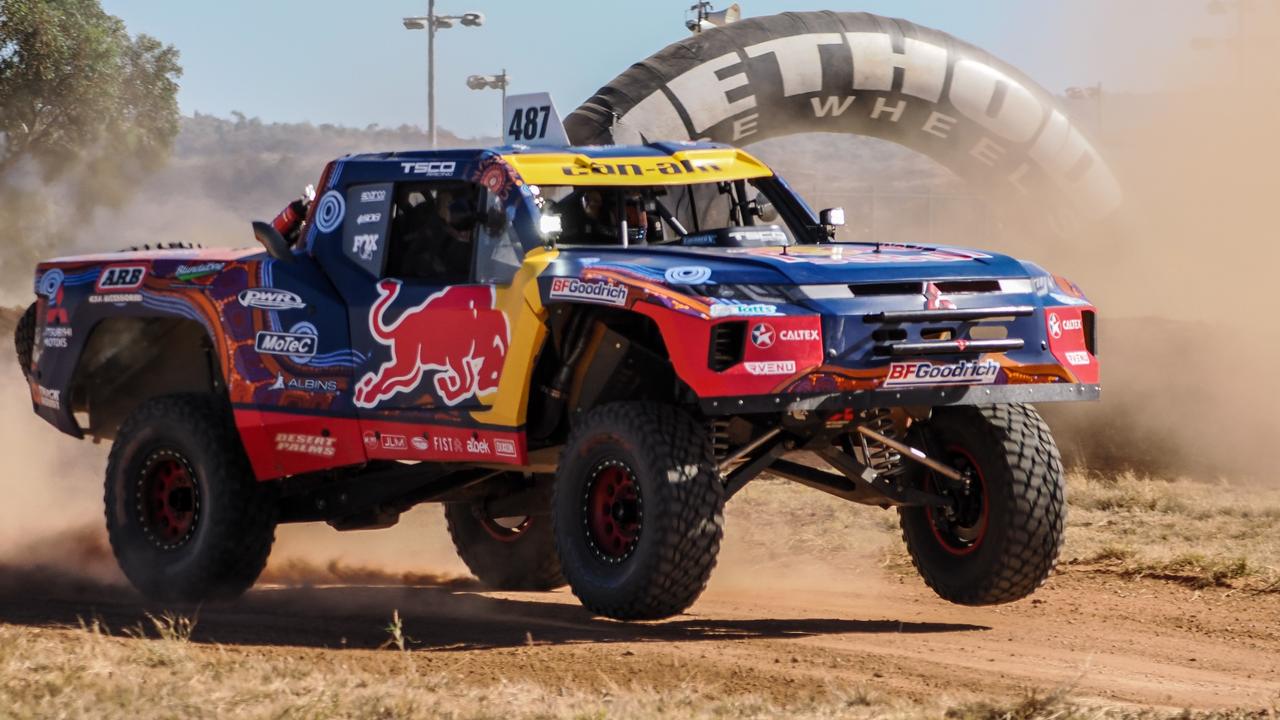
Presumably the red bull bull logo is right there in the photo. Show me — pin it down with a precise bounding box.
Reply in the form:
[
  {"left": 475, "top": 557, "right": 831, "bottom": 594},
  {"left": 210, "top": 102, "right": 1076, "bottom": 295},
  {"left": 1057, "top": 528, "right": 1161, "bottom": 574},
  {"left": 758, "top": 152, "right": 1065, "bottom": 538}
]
[{"left": 354, "top": 280, "right": 509, "bottom": 408}]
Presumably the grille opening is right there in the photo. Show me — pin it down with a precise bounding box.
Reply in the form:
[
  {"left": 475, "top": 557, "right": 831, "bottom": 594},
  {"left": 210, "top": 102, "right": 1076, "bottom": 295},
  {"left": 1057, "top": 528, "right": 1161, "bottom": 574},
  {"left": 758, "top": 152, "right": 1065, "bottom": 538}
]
[
  {"left": 708, "top": 322, "right": 746, "bottom": 372},
  {"left": 848, "top": 281, "right": 924, "bottom": 296},
  {"left": 934, "top": 280, "right": 1002, "bottom": 294},
  {"left": 1082, "top": 310, "right": 1097, "bottom": 356},
  {"left": 969, "top": 325, "right": 1009, "bottom": 340},
  {"left": 921, "top": 327, "right": 954, "bottom": 341},
  {"left": 871, "top": 328, "right": 908, "bottom": 343}
]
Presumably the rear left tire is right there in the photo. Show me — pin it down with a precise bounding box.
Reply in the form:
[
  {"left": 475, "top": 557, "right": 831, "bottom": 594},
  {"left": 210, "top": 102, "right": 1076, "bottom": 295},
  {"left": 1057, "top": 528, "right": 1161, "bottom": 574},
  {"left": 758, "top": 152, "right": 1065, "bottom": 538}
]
[{"left": 105, "top": 394, "right": 277, "bottom": 603}]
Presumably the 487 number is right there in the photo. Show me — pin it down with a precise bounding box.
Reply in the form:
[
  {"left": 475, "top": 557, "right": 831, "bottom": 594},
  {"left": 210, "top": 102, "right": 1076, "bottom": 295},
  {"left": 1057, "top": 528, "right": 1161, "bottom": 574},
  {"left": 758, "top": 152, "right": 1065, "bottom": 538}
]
[{"left": 508, "top": 105, "right": 551, "bottom": 142}]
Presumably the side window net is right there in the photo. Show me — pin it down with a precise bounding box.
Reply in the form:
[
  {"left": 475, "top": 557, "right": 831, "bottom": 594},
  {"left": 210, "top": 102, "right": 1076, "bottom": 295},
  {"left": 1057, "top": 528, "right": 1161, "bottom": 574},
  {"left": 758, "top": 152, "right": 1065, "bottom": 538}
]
[{"left": 385, "top": 181, "right": 480, "bottom": 283}]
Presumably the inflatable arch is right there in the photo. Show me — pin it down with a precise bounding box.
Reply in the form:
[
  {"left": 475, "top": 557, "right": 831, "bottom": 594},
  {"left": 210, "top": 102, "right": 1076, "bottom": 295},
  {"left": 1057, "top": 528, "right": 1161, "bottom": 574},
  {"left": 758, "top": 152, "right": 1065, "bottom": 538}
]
[{"left": 566, "top": 11, "right": 1121, "bottom": 235}]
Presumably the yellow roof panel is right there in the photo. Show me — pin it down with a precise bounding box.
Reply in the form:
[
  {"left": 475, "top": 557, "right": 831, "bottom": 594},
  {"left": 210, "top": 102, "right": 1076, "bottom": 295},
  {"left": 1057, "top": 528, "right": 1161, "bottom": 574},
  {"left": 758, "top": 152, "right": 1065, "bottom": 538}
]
[{"left": 501, "top": 148, "right": 773, "bottom": 187}]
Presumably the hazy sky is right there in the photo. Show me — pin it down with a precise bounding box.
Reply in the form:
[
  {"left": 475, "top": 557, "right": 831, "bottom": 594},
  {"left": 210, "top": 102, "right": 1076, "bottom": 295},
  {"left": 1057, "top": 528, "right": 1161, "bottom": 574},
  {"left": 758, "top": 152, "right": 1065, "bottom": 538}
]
[{"left": 99, "top": 1, "right": 1222, "bottom": 133}]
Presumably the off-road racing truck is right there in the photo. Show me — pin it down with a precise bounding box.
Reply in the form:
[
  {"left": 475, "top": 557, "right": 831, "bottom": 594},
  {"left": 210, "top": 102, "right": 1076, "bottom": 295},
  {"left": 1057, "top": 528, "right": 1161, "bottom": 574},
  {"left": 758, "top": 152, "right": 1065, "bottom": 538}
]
[{"left": 15, "top": 141, "right": 1096, "bottom": 620}]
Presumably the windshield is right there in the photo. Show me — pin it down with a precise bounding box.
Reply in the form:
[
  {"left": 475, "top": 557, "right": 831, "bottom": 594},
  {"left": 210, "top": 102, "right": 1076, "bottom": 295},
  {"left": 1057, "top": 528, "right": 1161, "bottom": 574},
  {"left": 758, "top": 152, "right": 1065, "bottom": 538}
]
[{"left": 535, "top": 178, "right": 814, "bottom": 247}]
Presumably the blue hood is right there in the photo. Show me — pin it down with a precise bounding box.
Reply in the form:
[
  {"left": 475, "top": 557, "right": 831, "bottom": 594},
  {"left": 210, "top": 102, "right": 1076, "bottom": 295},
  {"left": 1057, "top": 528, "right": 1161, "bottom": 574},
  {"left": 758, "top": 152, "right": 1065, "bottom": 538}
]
[{"left": 548, "top": 243, "right": 1030, "bottom": 285}]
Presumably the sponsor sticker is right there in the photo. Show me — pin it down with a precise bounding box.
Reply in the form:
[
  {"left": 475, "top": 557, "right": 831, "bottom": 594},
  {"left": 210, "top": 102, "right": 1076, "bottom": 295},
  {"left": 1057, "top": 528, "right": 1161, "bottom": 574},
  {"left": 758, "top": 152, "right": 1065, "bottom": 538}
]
[
  {"left": 1065, "top": 351, "right": 1091, "bottom": 366},
  {"left": 270, "top": 373, "right": 340, "bottom": 393},
  {"left": 36, "top": 385, "right": 60, "bottom": 410},
  {"left": 779, "top": 328, "right": 820, "bottom": 342},
  {"left": 549, "top": 277, "right": 628, "bottom": 306},
  {"left": 174, "top": 262, "right": 224, "bottom": 281},
  {"left": 709, "top": 303, "right": 778, "bottom": 318},
  {"left": 664, "top": 266, "right": 712, "bottom": 284},
  {"left": 255, "top": 321, "right": 318, "bottom": 363},
  {"left": 239, "top": 289, "right": 305, "bottom": 311},
  {"left": 411, "top": 436, "right": 429, "bottom": 451},
  {"left": 744, "top": 360, "right": 796, "bottom": 376},
  {"left": 750, "top": 323, "right": 776, "bottom": 349},
  {"left": 314, "top": 190, "right": 345, "bottom": 233},
  {"left": 274, "top": 433, "right": 336, "bottom": 458},
  {"left": 466, "top": 437, "right": 491, "bottom": 456},
  {"left": 88, "top": 293, "right": 142, "bottom": 304},
  {"left": 400, "top": 161, "right": 457, "bottom": 176},
  {"left": 352, "top": 233, "right": 379, "bottom": 261},
  {"left": 884, "top": 360, "right": 1001, "bottom": 387},
  {"left": 363, "top": 431, "right": 378, "bottom": 449},
  {"left": 359, "top": 189, "right": 387, "bottom": 203},
  {"left": 41, "top": 327, "right": 72, "bottom": 348},
  {"left": 382, "top": 434, "right": 407, "bottom": 450},
  {"left": 96, "top": 265, "right": 147, "bottom": 292},
  {"left": 356, "top": 212, "right": 382, "bottom": 225},
  {"left": 494, "top": 438, "right": 517, "bottom": 458}
]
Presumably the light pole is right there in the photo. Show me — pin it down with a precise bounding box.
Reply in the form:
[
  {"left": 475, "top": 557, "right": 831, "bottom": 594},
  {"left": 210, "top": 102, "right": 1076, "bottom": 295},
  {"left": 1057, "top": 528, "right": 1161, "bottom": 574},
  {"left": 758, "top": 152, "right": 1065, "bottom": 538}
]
[
  {"left": 466, "top": 69, "right": 510, "bottom": 137},
  {"left": 403, "top": 2, "right": 485, "bottom": 148}
]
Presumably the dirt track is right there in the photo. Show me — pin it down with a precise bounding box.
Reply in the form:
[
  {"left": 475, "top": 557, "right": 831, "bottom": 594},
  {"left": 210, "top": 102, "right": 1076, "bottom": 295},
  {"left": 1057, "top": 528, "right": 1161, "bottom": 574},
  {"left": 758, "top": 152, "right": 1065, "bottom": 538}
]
[{"left": 1, "top": 558, "right": 1275, "bottom": 712}]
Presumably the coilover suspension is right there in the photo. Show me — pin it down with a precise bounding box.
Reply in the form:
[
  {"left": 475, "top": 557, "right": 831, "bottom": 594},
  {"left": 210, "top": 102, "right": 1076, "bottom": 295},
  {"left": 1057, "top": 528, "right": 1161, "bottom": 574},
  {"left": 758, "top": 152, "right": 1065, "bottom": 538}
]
[{"left": 852, "top": 408, "right": 908, "bottom": 482}]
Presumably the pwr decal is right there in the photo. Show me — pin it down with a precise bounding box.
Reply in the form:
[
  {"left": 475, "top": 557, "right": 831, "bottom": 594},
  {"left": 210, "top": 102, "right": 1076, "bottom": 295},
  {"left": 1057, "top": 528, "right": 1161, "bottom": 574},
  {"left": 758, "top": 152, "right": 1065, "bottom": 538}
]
[{"left": 353, "top": 280, "right": 509, "bottom": 408}]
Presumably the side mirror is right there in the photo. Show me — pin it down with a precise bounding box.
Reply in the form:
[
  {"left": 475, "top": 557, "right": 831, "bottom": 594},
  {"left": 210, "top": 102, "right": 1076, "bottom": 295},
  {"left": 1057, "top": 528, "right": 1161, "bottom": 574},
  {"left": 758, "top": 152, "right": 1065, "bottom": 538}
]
[
  {"left": 252, "top": 221, "right": 295, "bottom": 262},
  {"left": 819, "top": 207, "right": 846, "bottom": 227},
  {"left": 752, "top": 193, "right": 779, "bottom": 223}
]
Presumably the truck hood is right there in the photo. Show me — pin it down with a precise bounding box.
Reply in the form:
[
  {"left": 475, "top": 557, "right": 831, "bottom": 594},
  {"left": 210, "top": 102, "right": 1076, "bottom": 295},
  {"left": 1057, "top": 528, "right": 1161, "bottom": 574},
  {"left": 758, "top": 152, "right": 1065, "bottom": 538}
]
[
  {"left": 550, "top": 243, "right": 1031, "bottom": 286},
  {"left": 39, "top": 246, "right": 262, "bottom": 267}
]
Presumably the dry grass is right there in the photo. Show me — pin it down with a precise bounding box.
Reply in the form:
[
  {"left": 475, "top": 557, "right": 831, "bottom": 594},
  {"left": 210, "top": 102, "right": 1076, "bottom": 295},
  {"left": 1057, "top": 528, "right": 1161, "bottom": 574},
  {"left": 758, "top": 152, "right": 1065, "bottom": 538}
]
[
  {"left": 1, "top": 623, "right": 1270, "bottom": 720},
  {"left": 1063, "top": 471, "right": 1280, "bottom": 591}
]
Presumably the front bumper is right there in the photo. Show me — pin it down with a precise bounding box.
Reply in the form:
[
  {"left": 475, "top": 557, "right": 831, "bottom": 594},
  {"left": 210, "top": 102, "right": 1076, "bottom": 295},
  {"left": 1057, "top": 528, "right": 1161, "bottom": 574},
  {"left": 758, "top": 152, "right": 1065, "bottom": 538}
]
[{"left": 700, "top": 382, "right": 1099, "bottom": 415}]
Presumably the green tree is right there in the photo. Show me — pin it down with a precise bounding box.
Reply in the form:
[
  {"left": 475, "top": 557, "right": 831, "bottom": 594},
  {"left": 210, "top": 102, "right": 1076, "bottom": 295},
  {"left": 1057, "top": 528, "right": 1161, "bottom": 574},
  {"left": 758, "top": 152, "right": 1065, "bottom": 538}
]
[{"left": 0, "top": 0, "right": 180, "bottom": 282}]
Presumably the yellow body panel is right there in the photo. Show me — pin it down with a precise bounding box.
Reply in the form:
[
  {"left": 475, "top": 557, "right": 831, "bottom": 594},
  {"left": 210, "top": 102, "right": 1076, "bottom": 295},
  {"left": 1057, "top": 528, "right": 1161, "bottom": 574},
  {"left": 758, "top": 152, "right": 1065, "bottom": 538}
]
[
  {"left": 501, "top": 147, "right": 773, "bottom": 187},
  {"left": 470, "top": 246, "right": 559, "bottom": 428}
]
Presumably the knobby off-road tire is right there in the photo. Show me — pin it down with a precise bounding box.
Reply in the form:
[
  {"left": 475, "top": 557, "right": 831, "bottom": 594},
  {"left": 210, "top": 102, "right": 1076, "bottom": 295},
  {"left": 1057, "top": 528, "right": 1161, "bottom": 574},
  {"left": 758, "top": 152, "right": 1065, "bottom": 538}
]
[
  {"left": 899, "top": 403, "right": 1064, "bottom": 606},
  {"left": 14, "top": 303, "right": 35, "bottom": 378},
  {"left": 105, "top": 394, "right": 277, "bottom": 603},
  {"left": 445, "top": 485, "right": 565, "bottom": 590},
  {"left": 553, "top": 402, "right": 725, "bottom": 620}
]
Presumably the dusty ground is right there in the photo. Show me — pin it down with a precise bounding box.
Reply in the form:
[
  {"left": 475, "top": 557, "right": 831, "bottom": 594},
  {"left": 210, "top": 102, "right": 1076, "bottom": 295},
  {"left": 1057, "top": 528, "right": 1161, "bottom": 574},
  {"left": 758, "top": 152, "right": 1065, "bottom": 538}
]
[{"left": 0, "top": 475, "right": 1276, "bottom": 719}]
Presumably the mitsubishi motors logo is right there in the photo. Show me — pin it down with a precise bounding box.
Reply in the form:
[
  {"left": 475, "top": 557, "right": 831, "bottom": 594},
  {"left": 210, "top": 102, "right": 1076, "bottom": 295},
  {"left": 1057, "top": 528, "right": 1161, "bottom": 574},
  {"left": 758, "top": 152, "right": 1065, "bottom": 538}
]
[{"left": 750, "top": 322, "right": 776, "bottom": 349}]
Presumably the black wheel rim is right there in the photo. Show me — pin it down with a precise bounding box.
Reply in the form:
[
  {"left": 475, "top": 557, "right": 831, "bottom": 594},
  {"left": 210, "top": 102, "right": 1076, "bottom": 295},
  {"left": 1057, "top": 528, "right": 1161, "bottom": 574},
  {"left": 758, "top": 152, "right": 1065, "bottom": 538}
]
[
  {"left": 582, "top": 460, "right": 643, "bottom": 564},
  {"left": 136, "top": 449, "right": 201, "bottom": 551}
]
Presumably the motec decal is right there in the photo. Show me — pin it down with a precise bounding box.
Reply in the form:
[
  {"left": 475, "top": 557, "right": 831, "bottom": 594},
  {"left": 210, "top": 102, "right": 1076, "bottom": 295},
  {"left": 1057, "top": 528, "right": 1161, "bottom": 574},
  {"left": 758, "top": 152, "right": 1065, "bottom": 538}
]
[
  {"left": 354, "top": 280, "right": 510, "bottom": 408},
  {"left": 96, "top": 265, "right": 146, "bottom": 292},
  {"left": 884, "top": 360, "right": 1001, "bottom": 387},
  {"left": 255, "top": 322, "right": 318, "bottom": 363}
]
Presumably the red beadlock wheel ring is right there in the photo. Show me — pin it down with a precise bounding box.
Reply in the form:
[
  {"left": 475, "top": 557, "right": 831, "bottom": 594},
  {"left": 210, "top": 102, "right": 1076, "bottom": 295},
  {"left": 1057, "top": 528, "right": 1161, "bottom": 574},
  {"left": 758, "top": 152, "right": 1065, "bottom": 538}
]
[
  {"left": 582, "top": 460, "right": 643, "bottom": 563},
  {"left": 136, "top": 450, "right": 200, "bottom": 551}
]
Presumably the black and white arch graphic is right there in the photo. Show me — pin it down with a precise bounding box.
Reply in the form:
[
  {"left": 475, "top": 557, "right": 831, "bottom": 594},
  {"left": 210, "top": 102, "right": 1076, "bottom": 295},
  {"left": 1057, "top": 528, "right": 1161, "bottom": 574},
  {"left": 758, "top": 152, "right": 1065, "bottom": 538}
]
[{"left": 566, "top": 11, "right": 1120, "bottom": 230}]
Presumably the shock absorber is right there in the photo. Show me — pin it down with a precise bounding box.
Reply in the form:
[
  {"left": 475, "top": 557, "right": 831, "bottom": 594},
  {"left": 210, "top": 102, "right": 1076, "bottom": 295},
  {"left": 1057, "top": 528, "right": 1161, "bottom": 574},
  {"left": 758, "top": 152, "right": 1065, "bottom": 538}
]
[{"left": 855, "top": 408, "right": 907, "bottom": 482}]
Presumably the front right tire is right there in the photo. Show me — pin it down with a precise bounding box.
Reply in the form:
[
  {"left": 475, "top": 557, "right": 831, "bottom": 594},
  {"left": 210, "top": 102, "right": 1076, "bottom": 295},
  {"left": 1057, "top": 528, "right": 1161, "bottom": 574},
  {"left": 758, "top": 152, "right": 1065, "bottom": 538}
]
[
  {"left": 552, "top": 402, "right": 725, "bottom": 621},
  {"left": 899, "top": 403, "right": 1065, "bottom": 606},
  {"left": 105, "top": 394, "right": 277, "bottom": 603}
]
